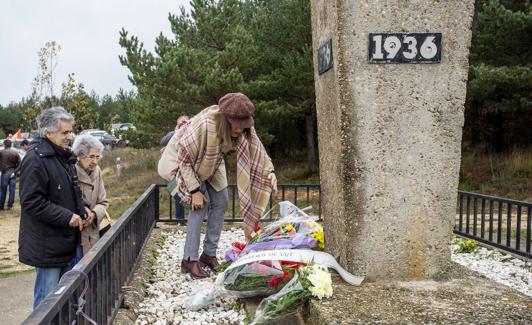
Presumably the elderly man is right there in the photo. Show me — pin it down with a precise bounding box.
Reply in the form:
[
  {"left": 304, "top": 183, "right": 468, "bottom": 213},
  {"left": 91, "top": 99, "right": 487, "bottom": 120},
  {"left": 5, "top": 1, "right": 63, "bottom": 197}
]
[
  {"left": 18, "top": 107, "right": 86, "bottom": 309},
  {"left": 0, "top": 139, "right": 21, "bottom": 210}
]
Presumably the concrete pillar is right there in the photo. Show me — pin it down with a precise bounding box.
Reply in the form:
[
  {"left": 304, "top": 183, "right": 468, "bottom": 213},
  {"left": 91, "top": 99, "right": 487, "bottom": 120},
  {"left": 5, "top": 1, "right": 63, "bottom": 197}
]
[{"left": 311, "top": 0, "right": 476, "bottom": 280}]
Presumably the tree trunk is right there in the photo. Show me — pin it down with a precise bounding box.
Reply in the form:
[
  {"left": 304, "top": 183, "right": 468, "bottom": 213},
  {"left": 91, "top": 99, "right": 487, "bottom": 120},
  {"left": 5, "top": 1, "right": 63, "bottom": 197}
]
[{"left": 305, "top": 105, "right": 318, "bottom": 173}]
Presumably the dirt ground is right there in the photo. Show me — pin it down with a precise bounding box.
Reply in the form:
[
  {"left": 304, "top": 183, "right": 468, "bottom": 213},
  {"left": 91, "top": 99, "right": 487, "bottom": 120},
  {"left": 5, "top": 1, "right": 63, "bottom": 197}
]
[
  {"left": 0, "top": 207, "right": 32, "bottom": 275},
  {"left": 0, "top": 207, "right": 34, "bottom": 325}
]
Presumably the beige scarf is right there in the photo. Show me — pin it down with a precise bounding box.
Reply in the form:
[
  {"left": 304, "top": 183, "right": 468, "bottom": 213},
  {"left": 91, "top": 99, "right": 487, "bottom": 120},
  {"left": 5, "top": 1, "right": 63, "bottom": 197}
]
[{"left": 176, "top": 106, "right": 272, "bottom": 229}]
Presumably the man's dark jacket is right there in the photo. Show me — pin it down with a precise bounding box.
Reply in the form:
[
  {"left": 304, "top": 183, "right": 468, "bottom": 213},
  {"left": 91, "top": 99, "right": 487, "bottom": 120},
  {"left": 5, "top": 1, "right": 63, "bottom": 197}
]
[
  {"left": 18, "top": 139, "right": 80, "bottom": 267},
  {"left": 0, "top": 148, "right": 21, "bottom": 174}
]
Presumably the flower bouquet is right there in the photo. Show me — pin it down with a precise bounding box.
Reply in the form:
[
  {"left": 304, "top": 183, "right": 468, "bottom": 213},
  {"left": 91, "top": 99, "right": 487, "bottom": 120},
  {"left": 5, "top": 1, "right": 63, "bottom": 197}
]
[
  {"left": 184, "top": 201, "right": 363, "bottom": 316},
  {"left": 223, "top": 202, "right": 324, "bottom": 263},
  {"left": 221, "top": 260, "right": 297, "bottom": 296},
  {"left": 251, "top": 263, "right": 333, "bottom": 324},
  {"left": 214, "top": 202, "right": 323, "bottom": 298}
]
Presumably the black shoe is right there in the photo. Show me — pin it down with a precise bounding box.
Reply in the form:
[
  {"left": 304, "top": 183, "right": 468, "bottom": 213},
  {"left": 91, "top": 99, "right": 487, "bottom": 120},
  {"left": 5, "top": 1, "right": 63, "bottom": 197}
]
[{"left": 176, "top": 219, "right": 186, "bottom": 226}]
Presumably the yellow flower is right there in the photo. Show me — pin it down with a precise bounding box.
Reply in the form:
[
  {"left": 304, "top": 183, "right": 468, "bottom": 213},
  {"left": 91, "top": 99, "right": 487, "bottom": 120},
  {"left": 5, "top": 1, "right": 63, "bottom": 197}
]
[
  {"left": 313, "top": 231, "right": 325, "bottom": 249},
  {"left": 285, "top": 224, "right": 295, "bottom": 232}
]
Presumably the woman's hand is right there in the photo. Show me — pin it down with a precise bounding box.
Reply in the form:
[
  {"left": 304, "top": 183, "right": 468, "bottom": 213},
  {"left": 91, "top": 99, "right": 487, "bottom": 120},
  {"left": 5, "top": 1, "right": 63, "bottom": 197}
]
[
  {"left": 268, "top": 172, "right": 277, "bottom": 193},
  {"left": 191, "top": 191, "right": 207, "bottom": 211},
  {"left": 244, "top": 227, "right": 253, "bottom": 241},
  {"left": 82, "top": 207, "right": 96, "bottom": 228}
]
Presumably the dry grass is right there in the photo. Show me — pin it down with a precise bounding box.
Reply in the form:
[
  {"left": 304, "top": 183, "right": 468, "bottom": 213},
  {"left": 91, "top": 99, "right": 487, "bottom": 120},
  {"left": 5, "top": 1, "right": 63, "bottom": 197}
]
[
  {"left": 98, "top": 147, "right": 165, "bottom": 219},
  {"left": 459, "top": 148, "right": 532, "bottom": 202},
  {"left": 1, "top": 146, "right": 529, "bottom": 276},
  {"left": 99, "top": 148, "right": 321, "bottom": 220}
]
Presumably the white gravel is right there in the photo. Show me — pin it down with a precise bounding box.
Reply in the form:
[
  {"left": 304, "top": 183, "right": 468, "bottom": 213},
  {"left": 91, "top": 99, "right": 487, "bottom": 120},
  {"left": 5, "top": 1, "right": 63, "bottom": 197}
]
[
  {"left": 451, "top": 239, "right": 532, "bottom": 297},
  {"left": 135, "top": 228, "right": 246, "bottom": 325},
  {"left": 135, "top": 229, "right": 531, "bottom": 324}
]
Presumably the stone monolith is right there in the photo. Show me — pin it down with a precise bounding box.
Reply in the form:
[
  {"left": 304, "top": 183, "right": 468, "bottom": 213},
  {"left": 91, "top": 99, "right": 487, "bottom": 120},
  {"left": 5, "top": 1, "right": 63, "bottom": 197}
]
[{"left": 311, "top": 0, "right": 476, "bottom": 280}]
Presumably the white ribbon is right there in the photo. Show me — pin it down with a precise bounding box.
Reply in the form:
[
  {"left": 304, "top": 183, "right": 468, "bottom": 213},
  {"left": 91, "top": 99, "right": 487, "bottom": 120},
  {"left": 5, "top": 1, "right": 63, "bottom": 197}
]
[{"left": 225, "top": 249, "right": 364, "bottom": 285}]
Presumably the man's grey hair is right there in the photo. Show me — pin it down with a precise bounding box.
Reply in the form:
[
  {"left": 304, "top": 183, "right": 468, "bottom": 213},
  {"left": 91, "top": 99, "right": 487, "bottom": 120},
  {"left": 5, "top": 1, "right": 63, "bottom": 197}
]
[
  {"left": 37, "top": 106, "right": 75, "bottom": 137},
  {"left": 72, "top": 134, "right": 104, "bottom": 157}
]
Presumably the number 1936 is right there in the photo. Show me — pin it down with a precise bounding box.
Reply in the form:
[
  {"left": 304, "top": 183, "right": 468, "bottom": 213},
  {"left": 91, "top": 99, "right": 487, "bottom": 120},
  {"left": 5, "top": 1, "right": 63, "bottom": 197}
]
[{"left": 368, "top": 33, "right": 442, "bottom": 64}]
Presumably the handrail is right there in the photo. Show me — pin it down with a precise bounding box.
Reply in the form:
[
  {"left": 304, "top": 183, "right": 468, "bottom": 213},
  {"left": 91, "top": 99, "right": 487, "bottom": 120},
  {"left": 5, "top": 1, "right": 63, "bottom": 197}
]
[{"left": 21, "top": 185, "right": 159, "bottom": 324}]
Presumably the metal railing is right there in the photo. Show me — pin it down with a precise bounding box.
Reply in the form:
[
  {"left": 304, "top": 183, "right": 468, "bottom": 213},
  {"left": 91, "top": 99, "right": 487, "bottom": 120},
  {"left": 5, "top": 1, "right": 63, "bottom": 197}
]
[
  {"left": 455, "top": 191, "right": 531, "bottom": 258},
  {"left": 159, "top": 186, "right": 531, "bottom": 258},
  {"left": 157, "top": 184, "right": 321, "bottom": 223},
  {"left": 20, "top": 185, "right": 531, "bottom": 324},
  {"left": 22, "top": 185, "right": 159, "bottom": 325}
]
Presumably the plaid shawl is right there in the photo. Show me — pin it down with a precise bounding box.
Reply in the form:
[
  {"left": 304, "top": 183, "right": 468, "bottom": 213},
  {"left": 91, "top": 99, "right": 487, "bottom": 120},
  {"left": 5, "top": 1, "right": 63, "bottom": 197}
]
[{"left": 176, "top": 106, "right": 272, "bottom": 229}]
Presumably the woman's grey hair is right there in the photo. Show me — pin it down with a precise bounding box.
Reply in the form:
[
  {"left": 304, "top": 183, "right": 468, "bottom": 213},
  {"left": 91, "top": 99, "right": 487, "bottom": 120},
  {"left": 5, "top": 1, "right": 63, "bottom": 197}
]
[
  {"left": 72, "top": 134, "right": 104, "bottom": 157},
  {"left": 37, "top": 106, "right": 75, "bottom": 137}
]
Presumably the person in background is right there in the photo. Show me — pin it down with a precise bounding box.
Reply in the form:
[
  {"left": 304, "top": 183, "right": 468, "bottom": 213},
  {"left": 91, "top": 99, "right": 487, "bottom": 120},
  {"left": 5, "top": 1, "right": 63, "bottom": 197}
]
[
  {"left": 72, "top": 134, "right": 109, "bottom": 255},
  {"left": 160, "top": 116, "right": 189, "bottom": 226},
  {"left": 18, "top": 139, "right": 29, "bottom": 160},
  {"left": 176, "top": 93, "right": 277, "bottom": 278},
  {"left": 0, "top": 139, "right": 21, "bottom": 210},
  {"left": 10, "top": 139, "right": 30, "bottom": 183},
  {"left": 18, "top": 107, "right": 86, "bottom": 309}
]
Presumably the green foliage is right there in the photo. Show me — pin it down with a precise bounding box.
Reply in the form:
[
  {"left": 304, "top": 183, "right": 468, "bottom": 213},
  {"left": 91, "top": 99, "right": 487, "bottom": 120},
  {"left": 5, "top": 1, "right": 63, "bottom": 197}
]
[
  {"left": 117, "top": 129, "right": 158, "bottom": 149},
  {"left": 247, "top": 0, "right": 317, "bottom": 166},
  {"left": 455, "top": 239, "right": 479, "bottom": 254},
  {"left": 94, "top": 89, "right": 135, "bottom": 130},
  {"left": 119, "top": 0, "right": 318, "bottom": 161},
  {"left": 0, "top": 105, "right": 23, "bottom": 135},
  {"left": 468, "top": 64, "right": 532, "bottom": 113},
  {"left": 119, "top": 0, "right": 253, "bottom": 140},
  {"left": 60, "top": 73, "right": 97, "bottom": 133},
  {"left": 465, "top": 0, "right": 532, "bottom": 150},
  {"left": 256, "top": 286, "right": 311, "bottom": 323},
  {"left": 470, "top": 0, "right": 531, "bottom": 66},
  {"left": 33, "top": 41, "right": 62, "bottom": 100}
]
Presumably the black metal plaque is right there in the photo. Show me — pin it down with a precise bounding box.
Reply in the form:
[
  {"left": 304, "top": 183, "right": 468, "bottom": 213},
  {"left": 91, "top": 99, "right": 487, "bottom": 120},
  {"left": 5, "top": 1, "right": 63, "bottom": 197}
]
[
  {"left": 318, "top": 39, "right": 333, "bottom": 74},
  {"left": 368, "top": 33, "right": 442, "bottom": 64}
]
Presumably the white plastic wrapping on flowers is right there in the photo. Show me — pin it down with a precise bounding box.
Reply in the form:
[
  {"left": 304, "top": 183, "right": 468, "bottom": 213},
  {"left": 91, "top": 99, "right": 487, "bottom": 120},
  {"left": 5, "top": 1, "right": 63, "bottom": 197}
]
[
  {"left": 183, "top": 201, "right": 364, "bottom": 311},
  {"left": 251, "top": 273, "right": 305, "bottom": 325}
]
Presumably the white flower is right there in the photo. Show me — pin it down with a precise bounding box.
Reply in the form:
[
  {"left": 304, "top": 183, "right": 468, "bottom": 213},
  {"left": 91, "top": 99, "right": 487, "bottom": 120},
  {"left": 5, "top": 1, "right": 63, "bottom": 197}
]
[{"left": 306, "top": 264, "right": 333, "bottom": 299}]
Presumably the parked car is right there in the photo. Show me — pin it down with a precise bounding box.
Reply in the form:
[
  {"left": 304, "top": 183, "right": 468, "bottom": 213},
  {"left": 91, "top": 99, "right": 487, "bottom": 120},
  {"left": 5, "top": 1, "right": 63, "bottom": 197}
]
[
  {"left": 111, "top": 123, "right": 136, "bottom": 135},
  {"left": 79, "top": 129, "right": 125, "bottom": 148}
]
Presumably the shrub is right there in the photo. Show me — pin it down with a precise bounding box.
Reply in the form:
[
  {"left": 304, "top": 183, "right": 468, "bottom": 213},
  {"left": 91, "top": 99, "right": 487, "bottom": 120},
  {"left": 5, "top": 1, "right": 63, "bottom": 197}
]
[
  {"left": 455, "top": 239, "right": 479, "bottom": 254},
  {"left": 115, "top": 129, "right": 157, "bottom": 149}
]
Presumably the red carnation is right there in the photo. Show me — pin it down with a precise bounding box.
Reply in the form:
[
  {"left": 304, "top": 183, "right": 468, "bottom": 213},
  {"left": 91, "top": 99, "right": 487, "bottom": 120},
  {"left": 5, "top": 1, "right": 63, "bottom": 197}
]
[
  {"left": 280, "top": 261, "right": 303, "bottom": 269},
  {"left": 267, "top": 275, "right": 283, "bottom": 288},
  {"left": 232, "top": 242, "right": 246, "bottom": 251}
]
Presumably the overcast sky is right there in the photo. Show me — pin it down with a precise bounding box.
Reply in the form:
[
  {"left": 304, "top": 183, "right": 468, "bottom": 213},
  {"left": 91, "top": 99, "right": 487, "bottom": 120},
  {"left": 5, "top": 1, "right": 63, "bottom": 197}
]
[{"left": 0, "top": 0, "right": 190, "bottom": 106}]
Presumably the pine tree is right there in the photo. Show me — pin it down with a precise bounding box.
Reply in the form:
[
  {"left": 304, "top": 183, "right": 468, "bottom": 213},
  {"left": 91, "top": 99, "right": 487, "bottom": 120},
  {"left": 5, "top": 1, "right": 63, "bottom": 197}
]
[{"left": 465, "top": 0, "right": 531, "bottom": 150}]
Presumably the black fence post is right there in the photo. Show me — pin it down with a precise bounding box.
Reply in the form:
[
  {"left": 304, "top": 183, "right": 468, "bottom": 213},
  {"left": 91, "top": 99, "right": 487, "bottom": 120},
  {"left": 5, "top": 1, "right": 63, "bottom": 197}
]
[
  {"left": 454, "top": 191, "right": 531, "bottom": 259},
  {"left": 154, "top": 185, "right": 160, "bottom": 222}
]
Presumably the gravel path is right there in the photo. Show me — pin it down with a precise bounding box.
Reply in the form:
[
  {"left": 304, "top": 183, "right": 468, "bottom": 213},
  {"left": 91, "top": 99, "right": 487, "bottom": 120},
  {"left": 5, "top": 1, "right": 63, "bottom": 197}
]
[
  {"left": 135, "top": 228, "right": 247, "bottom": 325},
  {"left": 451, "top": 240, "right": 532, "bottom": 297},
  {"left": 135, "top": 230, "right": 531, "bottom": 324}
]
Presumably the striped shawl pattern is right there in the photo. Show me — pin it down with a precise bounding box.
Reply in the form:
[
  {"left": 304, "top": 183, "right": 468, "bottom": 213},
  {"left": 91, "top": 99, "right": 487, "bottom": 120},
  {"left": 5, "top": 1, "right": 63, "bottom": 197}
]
[{"left": 176, "top": 106, "right": 272, "bottom": 229}]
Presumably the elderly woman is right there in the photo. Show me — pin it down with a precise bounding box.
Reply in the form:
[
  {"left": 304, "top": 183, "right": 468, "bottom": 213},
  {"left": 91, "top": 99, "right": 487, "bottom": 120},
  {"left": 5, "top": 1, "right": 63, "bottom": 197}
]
[
  {"left": 176, "top": 92, "right": 277, "bottom": 278},
  {"left": 72, "top": 134, "right": 109, "bottom": 255}
]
